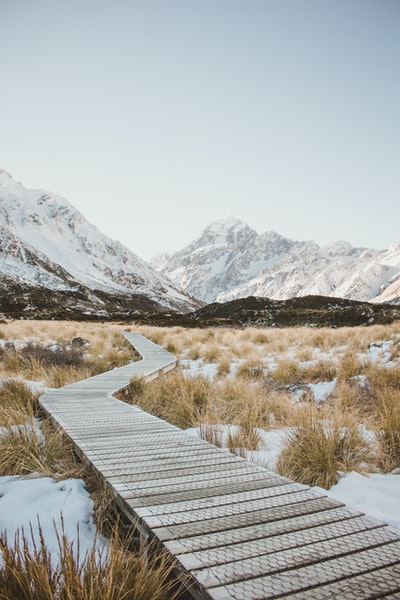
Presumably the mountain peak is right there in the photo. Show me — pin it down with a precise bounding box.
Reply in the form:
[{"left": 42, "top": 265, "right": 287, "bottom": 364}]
[
  {"left": 153, "top": 217, "right": 295, "bottom": 303},
  {"left": 206, "top": 215, "right": 248, "bottom": 231}
]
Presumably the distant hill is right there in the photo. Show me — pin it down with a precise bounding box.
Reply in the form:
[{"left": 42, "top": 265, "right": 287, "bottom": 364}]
[{"left": 179, "top": 295, "right": 400, "bottom": 328}]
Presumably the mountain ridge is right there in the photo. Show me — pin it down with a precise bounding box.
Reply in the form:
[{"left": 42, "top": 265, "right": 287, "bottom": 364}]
[
  {"left": 0, "top": 170, "right": 201, "bottom": 317},
  {"left": 151, "top": 216, "right": 400, "bottom": 305}
]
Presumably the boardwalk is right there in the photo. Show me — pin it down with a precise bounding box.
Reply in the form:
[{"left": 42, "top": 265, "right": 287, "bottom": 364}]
[{"left": 40, "top": 332, "right": 400, "bottom": 599}]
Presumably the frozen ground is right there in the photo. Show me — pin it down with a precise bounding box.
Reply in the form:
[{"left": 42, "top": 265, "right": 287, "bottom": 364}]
[{"left": 0, "top": 475, "right": 106, "bottom": 567}]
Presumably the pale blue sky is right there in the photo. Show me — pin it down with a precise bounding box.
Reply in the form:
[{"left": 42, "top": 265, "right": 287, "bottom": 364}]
[{"left": 1, "top": 0, "right": 399, "bottom": 260}]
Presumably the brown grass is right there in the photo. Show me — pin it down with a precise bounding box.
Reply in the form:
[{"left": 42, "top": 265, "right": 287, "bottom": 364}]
[
  {"left": 0, "top": 419, "right": 83, "bottom": 479},
  {"left": 0, "top": 380, "right": 40, "bottom": 426},
  {"left": 277, "top": 407, "right": 372, "bottom": 488},
  {"left": 375, "top": 388, "right": 400, "bottom": 471},
  {"left": 0, "top": 522, "right": 183, "bottom": 600},
  {"left": 124, "top": 370, "right": 211, "bottom": 429}
]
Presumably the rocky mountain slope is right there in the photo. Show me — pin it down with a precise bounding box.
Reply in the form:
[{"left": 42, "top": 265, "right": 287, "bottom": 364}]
[
  {"left": 0, "top": 170, "right": 200, "bottom": 318},
  {"left": 152, "top": 217, "right": 400, "bottom": 305},
  {"left": 151, "top": 217, "right": 296, "bottom": 303}
]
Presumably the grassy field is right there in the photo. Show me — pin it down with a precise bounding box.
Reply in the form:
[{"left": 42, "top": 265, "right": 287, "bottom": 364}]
[{"left": 130, "top": 322, "right": 400, "bottom": 486}]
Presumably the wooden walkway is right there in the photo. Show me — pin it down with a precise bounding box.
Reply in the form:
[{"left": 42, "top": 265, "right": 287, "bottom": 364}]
[{"left": 39, "top": 332, "right": 400, "bottom": 599}]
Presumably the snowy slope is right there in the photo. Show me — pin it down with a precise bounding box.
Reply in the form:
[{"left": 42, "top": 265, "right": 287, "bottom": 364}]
[
  {"left": 152, "top": 217, "right": 400, "bottom": 304},
  {"left": 0, "top": 170, "right": 199, "bottom": 313}
]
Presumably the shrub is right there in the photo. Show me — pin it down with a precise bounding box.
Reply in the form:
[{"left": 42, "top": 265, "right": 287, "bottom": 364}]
[{"left": 20, "top": 343, "right": 84, "bottom": 369}]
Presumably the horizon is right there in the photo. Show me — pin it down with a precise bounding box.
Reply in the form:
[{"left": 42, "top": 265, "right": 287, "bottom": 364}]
[{"left": 1, "top": 1, "right": 399, "bottom": 260}]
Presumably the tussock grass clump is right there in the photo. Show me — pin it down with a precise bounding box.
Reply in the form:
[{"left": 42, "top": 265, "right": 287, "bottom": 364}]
[
  {"left": 212, "top": 379, "right": 258, "bottom": 424},
  {"left": 186, "top": 344, "right": 202, "bottom": 361},
  {"left": 127, "top": 371, "right": 211, "bottom": 429},
  {"left": 299, "top": 361, "right": 337, "bottom": 383},
  {"left": 216, "top": 357, "right": 231, "bottom": 377},
  {"left": 236, "top": 360, "right": 265, "bottom": 381},
  {"left": 277, "top": 408, "right": 372, "bottom": 488},
  {"left": 0, "top": 380, "right": 39, "bottom": 426},
  {"left": 47, "top": 364, "right": 92, "bottom": 388},
  {"left": 122, "top": 376, "right": 147, "bottom": 403},
  {"left": 0, "top": 524, "right": 182, "bottom": 600},
  {"left": 337, "top": 352, "right": 367, "bottom": 380},
  {"left": 0, "top": 420, "right": 82, "bottom": 479},
  {"left": 203, "top": 344, "right": 221, "bottom": 364},
  {"left": 368, "top": 364, "right": 400, "bottom": 392},
  {"left": 327, "top": 377, "right": 378, "bottom": 426},
  {"left": 375, "top": 388, "right": 400, "bottom": 471},
  {"left": 270, "top": 359, "right": 303, "bottom": 385},
  {"left": 227, "top": 426, "right": 260, "bottom": 455}
]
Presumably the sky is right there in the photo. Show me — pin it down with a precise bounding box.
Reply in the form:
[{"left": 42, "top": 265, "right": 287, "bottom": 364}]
[{"left": 0, "top": 0, "right": 399, "bottom": 261}]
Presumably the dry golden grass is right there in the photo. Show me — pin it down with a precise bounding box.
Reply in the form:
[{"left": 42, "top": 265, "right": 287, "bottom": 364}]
[
  {"left": 235, "top": 359, "right": 266, "bottom": 381},
  {"left": 0, "top": 380, "right": 39, "bottom": 426},
  {"left": 277, "top": 406, "right": 372, "bottom": 488},
  {"left": 0, "top": 321, "right": 136, "bottom": 387},
  {"left": 227, "top": 426, "right": 260, "bottom": 455},
  {"left": 375, "top": 388, "right": 400, "bottom": 471},
  {"left": 0, "top": 522, "right": 183, "bottom": 600},
  {"left": 132, "top": 322, "right": 400, "bottom": 478},
  {"left": 270, "top": 359, "right": 303, "bottom": 385},
  {"left": 216, "top": 356, "right": 231, "bottom": 377},
  {"left": 124, "top": 370, "right": 211, "bottom": 429},
  {"left": 0, "top": 419, "right": 83, "bottom": 479}
]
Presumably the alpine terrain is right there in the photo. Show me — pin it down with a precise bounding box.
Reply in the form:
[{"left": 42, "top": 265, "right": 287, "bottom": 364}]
[
  {"left": 151, "top": 217, "right": 400, "bottom": 305},
  {"left": 0, "top": 169, "right": 200, "bottom": 319}
]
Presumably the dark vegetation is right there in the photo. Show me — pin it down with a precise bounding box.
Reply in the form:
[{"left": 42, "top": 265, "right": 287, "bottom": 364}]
[{"left": 1, "top": 276, "right": 399, "bottom": 328}]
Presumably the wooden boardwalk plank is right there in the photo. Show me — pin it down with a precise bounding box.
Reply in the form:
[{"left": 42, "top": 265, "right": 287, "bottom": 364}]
[{"left": 39, "top": 332, "right": 400, "bottom": 600}]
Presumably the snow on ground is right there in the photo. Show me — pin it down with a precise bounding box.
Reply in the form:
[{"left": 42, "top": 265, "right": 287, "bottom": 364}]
[
  {"left": 319, "top": 472, "right": 400, "bottom": 530},
  {"left": 0, "top": 475, "right": 106, "bottom": 566},
  {"left": 306, "top": 378, "right": 337, "bottom": 403},
  {"left": 180, "top": 358, "right": 219, "bottom": 380}
]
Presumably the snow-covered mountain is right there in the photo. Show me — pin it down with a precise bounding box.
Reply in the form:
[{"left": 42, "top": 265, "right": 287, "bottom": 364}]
[
  {"left": 151, "top": 217, "right": 295, "bottom": 303},
  {"left": 151, "top": 217, "right": 400, "bottom": 305},
  {"left": 0, "top": 170, "right": 200, "bottom": 315}
]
